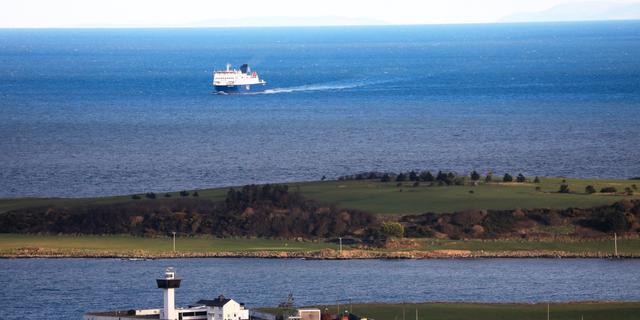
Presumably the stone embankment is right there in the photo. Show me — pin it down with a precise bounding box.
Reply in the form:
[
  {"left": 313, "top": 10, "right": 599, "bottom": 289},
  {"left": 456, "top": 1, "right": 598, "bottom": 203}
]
[{"left": 2, "top": 247, "right": 637, "bottom": 259}]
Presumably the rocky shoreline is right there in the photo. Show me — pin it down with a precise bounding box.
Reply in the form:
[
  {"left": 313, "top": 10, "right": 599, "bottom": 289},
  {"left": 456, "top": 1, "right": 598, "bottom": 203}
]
[{"left": 2, "top": 247, "right": 638, "bottom": 259}]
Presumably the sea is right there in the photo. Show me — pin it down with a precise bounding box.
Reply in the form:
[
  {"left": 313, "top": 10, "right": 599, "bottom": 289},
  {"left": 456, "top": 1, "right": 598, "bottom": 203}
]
[
  {"left": 1, "top": 21, "right": 640, "bottom": 197},
  {"left": 0, "top": 258, "right": 639, "bottom": 319}
]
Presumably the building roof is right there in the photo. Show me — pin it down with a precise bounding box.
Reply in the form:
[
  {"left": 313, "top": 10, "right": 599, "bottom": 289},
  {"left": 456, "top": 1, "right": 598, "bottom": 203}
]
[
  {"left": 196, "top": 295, "right": 232, "bottom": 307},
  {"left": 84, "top": 311, "right": 159, "bottom": 319}
]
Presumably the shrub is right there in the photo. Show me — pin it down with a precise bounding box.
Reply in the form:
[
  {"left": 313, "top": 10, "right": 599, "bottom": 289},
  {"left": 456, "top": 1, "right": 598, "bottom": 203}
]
[
  {"left": 396, "top": 173, "right": 407, "bottom": 182},
  {"left": 535, "top": 186, "right": 541, "bottom": 192},
  {"left": 145, "top": 192, "right": 156, "bottom": 199},
  {"left": 321, "top": 175, "right": 326, "bottom": 181},
  {"left": 470, "top": 170, "right": 480, "bottom": 181},
  {"left": 380, "top": 222, "right": 404, "bottom": 238},
  {"left": 193, "top": 191, "right": 199, "bottom": 197},
  {"left": 503, "top": 173, "right": 513, "bottom": 182},
  {"left": 600, "top": 187, "right": 617, "bottom": 193},
  {"left": 625, "top": 187, "right": 633, "bottom": 196},
  {"left": 420, "top": 171, "right": 434, "bottom": 182},
  {"left": 533, "top": 176, "right": 540, "bottom": 183},
  {"left": 485, "top": 173, "right": 493, "bottom": 183},
  {"left": 559, "top": 184, "right": 570, "bottom": 193},
  {"left": 516, "top": 174, "right": 526, "bottom": 183},
  {"left": 632, "top": 184, "right": 638, "bottom": 191},
  {"left": 131, "top": 194, "right": 141, "bottom": 200},
  {"left": 585, "top": 185, "right": 596, "bottom": 194},
  {"left": 179, "top": 190, "right": 190, "bottom": 197},
  {"left": 381, "top": 174, "right": 391, "bottom": 182},
  {"left": 409, "top": 171, "right": 418, "bottom": 181},
  {"left": 164, "top": 193, "right": 171, "bottom": 198}
]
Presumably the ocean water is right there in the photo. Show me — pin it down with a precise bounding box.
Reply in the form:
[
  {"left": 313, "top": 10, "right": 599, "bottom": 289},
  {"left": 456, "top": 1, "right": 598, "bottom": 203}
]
[
  {"left": 1, "top": 22, "right": 639, "bottom": 197},
  {"left": 1, "top": 258, "right": 639, "bottom": 319}
]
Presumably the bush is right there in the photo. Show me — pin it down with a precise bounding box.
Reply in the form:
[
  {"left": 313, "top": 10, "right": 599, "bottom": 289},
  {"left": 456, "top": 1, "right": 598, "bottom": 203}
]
[
  {"left": 164, "top": 193, "right": 171, "bottom": 198},
  {"left": 516, "top": 174, "right": 526, "bottom": 183},
  {"left": 396, "top": 173, "right": 407, "bottom": 182},
  {"left": 131, "top": 194, "right": 141, "bottom": 200},
  {"left": 632, "top": 184, "right": 637, "bottom": 191},
  {"left": 470, "top": 170, "right": 480, "bottom": 181},
  {"left": 420, "top": 171, "right": 434, "bottom": 182},
  {"left": 193, "top": 191, "right": 199, "bottom": 197},
  {"left": 600, "top": 187, "right": 617, "bottom": 193},
  {"left": 585, "top": 185, "right": 596, "bottom": 194},
  {"left": 485, "top": 173, "right": 493, "bottom": 183},
  {"left": 534, "top": 176, "right": 540, "bottom": 183},
  {"left": 625, "top": 187, "right": 633, "bottom": 196},
  {"left": 145, "top": 192, "right": 156, "bottom": 199},
  {"left": 179, "top": 190, "right": 190, "bottom": 197},
  {"left": 380, "top": 173, "right": 391, "bottom": 182},
  {"left": 380, "top": 222, "right": 404, "bottom": 238},
  {"left": 559, "top": 184, "right": 570, "bottom": 193},
  {"left": 409, "top": 171, "right": 418, "bottom": 181},
  {"left": 535, "top": 186, "right": 541, "bottom": 192},
  {"left": 503, "top": 173, "right": 513, "bottom": 182}
]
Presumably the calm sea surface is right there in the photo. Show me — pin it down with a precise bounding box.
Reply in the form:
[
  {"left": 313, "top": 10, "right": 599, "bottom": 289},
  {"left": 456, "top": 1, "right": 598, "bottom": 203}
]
[
  {"left": 0, "top": 258, "right": 638, "bottom": 319},
  {"left": 1, "top": 22, "right": 640, "bottom": 197}
]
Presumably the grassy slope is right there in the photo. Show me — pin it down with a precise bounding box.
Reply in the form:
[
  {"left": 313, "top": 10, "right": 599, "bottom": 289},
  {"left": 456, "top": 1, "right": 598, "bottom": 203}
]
[
  {"left": 274, "top": 302, "right": 640, "bottom": 320},
  {"left": 1, "top": 177, "right": 637, "bottom": 215},
  {"left": 296, "top": 177, "right": 639, "bottom": 214}
]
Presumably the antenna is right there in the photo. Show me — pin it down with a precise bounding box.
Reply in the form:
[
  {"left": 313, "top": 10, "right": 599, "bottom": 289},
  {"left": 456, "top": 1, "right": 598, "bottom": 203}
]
[{"left": 614, "top": 232, "right": 618, "bottom": 257}]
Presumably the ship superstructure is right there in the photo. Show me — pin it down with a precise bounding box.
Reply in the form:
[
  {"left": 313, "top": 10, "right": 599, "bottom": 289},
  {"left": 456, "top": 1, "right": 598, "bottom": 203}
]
[{"left": 213, "top": 63, "right": 266, "bottom": 93}]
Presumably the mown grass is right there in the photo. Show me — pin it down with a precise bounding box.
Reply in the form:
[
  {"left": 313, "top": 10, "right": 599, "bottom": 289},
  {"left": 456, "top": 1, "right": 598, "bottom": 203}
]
[
  {"left": 0, "top": 234, "right": 338, "bottom": 254},
  {"left": 262, "top": 302, "right": 640, "bottom": 320},
  {"left": 0, "top": 177, "right": 637, "bottom": 215},
  {"left": 2, "top": 234, "right": 640, "bottom": 256}
]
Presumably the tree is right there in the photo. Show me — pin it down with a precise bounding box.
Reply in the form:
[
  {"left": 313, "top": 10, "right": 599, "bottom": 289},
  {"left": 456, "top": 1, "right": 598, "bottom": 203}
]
[
  {"left": 420, "top": 171, "right": 434, "bottom": 182},
  {"left": 470, "top": 170, "right": 480, "bottom": 181},
  {"left": 380, "top": 174, "right": 391, "bottom": 182},
  {"left": 179, "top": 190, "right": 190, "bottom": 197},
  {"left": 131, "top": 194, "right": 141, "bottom": 200},
  {"left": 321, "top": 175, "right": 326, "bottom": 181},
  {"left": 409, "top": 171, "right": 418, "bottom": 181},
  {"left": 585, "top": 185, "right": 596, "bottom": 194},
  {"left": 516, "top": 174, "right": 526, "bottom": 183},
  {"left": 503, "top": 173, "right": 513, "bottom": 182},
  {"left": 600, "top": 187, "right": 617, "bottom": 193},
  {"left": 559, "top": 184, "right": 570, "bottom": 193},
  {"left": 625, "top": 187, "right": 634, "bottom": 196},
  {"left": 380, "top": 222, "right": 404, "bottom": 238},
  {"left": 396, "top": 173, "right": 407, "bottom": 182},
  {"left": 145, "top": 192, "right": 156, "bottom": 199},
  {"left": 485, "top": 173, "right": 493, "bottom": 183},
  {"left": 192, "top": 191, "right": 199, "bottom": 197},
  {"left": 533, "top": 176, "right": 541, "bottom": 183}
]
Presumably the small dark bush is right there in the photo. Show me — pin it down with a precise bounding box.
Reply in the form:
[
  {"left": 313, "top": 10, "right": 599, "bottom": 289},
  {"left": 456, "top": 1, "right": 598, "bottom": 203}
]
[
  {"left": 535, "top": 186, "right": 541, "bottom": 192},
  {"left": 131, "top": 194, "right": 141, "bottom": 200},
  {"left": 470, "top": 170, "right": 480, "bottom": 181},
  {"left": 380, "top": 174, "right": 391, "bottom": 182},
  {"left": 396, "top": 173, "right": 407, "bottom": 182},
  {"left": 516, "top": 174, "right": 526, "bottom": 183},
  {"left": 503, "top": 173, "right": 513, "bottom": 182},
  {"left": 600, "top": 187, "right": 617, "bottom": 193},
  {"left": 559, "top": 184, "right": 570, "bottom": 193},
  {"left": 145, "top": 192, "right": 156, "bottom": 199},
  {"left": 179, "top": 190, "right": 190, "bottom": 197},
  {"left": 485, "top": 174, "right": 493, "bottom": 183},
  {"left": 534, "top": 176, "right": 540, "bottom": 183},
  {"left": 585, "top": 185, "right": 596, "bottom": 194},
  {"left": 193, "top": 191, "right": 199, "bottom": 197},
  {"left": 624, "top": 187, "right": 633, "bottom": 196},
  {"left": 164, "top": 193, "right": 171, "bottom": 198}
]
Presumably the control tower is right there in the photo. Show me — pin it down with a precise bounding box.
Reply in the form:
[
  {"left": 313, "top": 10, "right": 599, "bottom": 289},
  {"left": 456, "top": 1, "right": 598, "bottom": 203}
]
[{"left": 156, "top": 267, "right": 182, "bottom": 320}]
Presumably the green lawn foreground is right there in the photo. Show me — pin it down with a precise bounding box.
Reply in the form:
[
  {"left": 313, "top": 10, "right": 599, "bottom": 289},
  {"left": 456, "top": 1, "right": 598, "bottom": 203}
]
[
  {"left": 0, "top": 234, "right": 337, "bottom": 255},
  {"left": 260, "top": 302, "right": 640, "bottom": 320}
]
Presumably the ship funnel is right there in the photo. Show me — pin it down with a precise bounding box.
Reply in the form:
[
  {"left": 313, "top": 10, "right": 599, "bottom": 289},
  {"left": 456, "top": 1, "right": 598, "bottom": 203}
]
[{"left": 240, "top": 64, "right": 250, "bottom": 74}]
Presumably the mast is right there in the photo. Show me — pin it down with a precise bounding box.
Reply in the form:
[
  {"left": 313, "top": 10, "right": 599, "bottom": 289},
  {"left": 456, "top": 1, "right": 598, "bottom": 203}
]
[{"left": 614, "top": 232, "right": 618, "bottom": 257}]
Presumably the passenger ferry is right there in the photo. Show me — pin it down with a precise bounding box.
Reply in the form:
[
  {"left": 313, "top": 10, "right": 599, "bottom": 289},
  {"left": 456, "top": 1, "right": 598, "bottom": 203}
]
[{"left": 213, "top": 63, "right": 266, "bottom": 93}]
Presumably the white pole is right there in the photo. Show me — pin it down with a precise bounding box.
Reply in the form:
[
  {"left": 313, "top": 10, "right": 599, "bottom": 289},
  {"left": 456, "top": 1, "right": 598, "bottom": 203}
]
[
  {"left": 172, "top": 232, "right": 176, "bottom": 252},
  {"left": 547, "top": 303, "right": 549, "bottom": 320},
  {"left": 339, "top": 237, "right": 343, "bottom": 254},
  {"left": 415, "top": 308, "right": 418, "bottom": 320},
  {"left": 614, "top": 232, "right": 618, "bottom": 257}
]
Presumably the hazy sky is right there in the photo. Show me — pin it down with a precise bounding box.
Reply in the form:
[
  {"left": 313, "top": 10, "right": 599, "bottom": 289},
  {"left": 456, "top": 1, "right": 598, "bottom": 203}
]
[{"left": 1, "top": 0, "right": 639, "bottom": 28}]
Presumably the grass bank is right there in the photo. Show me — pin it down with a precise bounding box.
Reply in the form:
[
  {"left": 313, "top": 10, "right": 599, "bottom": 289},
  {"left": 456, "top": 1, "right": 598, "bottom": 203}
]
[{"left": 260, "top": 302, "right": 640, "bottom": 320}]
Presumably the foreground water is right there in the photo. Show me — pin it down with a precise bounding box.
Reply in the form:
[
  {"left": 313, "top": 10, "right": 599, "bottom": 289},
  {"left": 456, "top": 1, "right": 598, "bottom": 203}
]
[
  {"left": 1, "top": 21, "right": 640, "bottom": 197},
  {"left": 0, "top": 258, "right": 638, "bottom": 319}
]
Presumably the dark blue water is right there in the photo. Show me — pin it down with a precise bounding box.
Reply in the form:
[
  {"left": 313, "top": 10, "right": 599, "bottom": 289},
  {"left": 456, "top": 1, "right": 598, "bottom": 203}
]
[
  {"left": 1, "top": 22, "right": 640, "bottom": 197},
  {"left": 0, "top": 258, "right": 638, "bottom": 319}
]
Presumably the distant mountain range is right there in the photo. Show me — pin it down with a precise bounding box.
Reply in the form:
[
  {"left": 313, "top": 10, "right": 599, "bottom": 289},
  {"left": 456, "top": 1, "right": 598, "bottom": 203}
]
[
  {"left": 501, "top": 1, "right": 640, "bottom": 22},
  {"left": 189, "top": 16, "right": 385, "bottom": 27}
]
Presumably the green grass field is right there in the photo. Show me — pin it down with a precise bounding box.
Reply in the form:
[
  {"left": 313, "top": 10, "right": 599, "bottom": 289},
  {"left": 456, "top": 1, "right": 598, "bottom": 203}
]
[
  {"left": 2, "top": 234, "right": 639, "bottom": 256},
  {"left": 0, "top": 234, "right": 336, "bottom": 255},
  {"left": 263, "top": 302, "right": 640, "bottom": 320},
  {"left": 1, "top": 177, "right": 637, "bottom": 215}
]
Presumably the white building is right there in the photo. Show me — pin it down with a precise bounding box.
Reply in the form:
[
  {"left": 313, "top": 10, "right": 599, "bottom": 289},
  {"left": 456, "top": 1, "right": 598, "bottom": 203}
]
[
  {"left": 195, "top": 295, "right": 250, "bottom": 320},
  {"left": 83, "top": 268, "right": 249, "bottom": 320}
]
